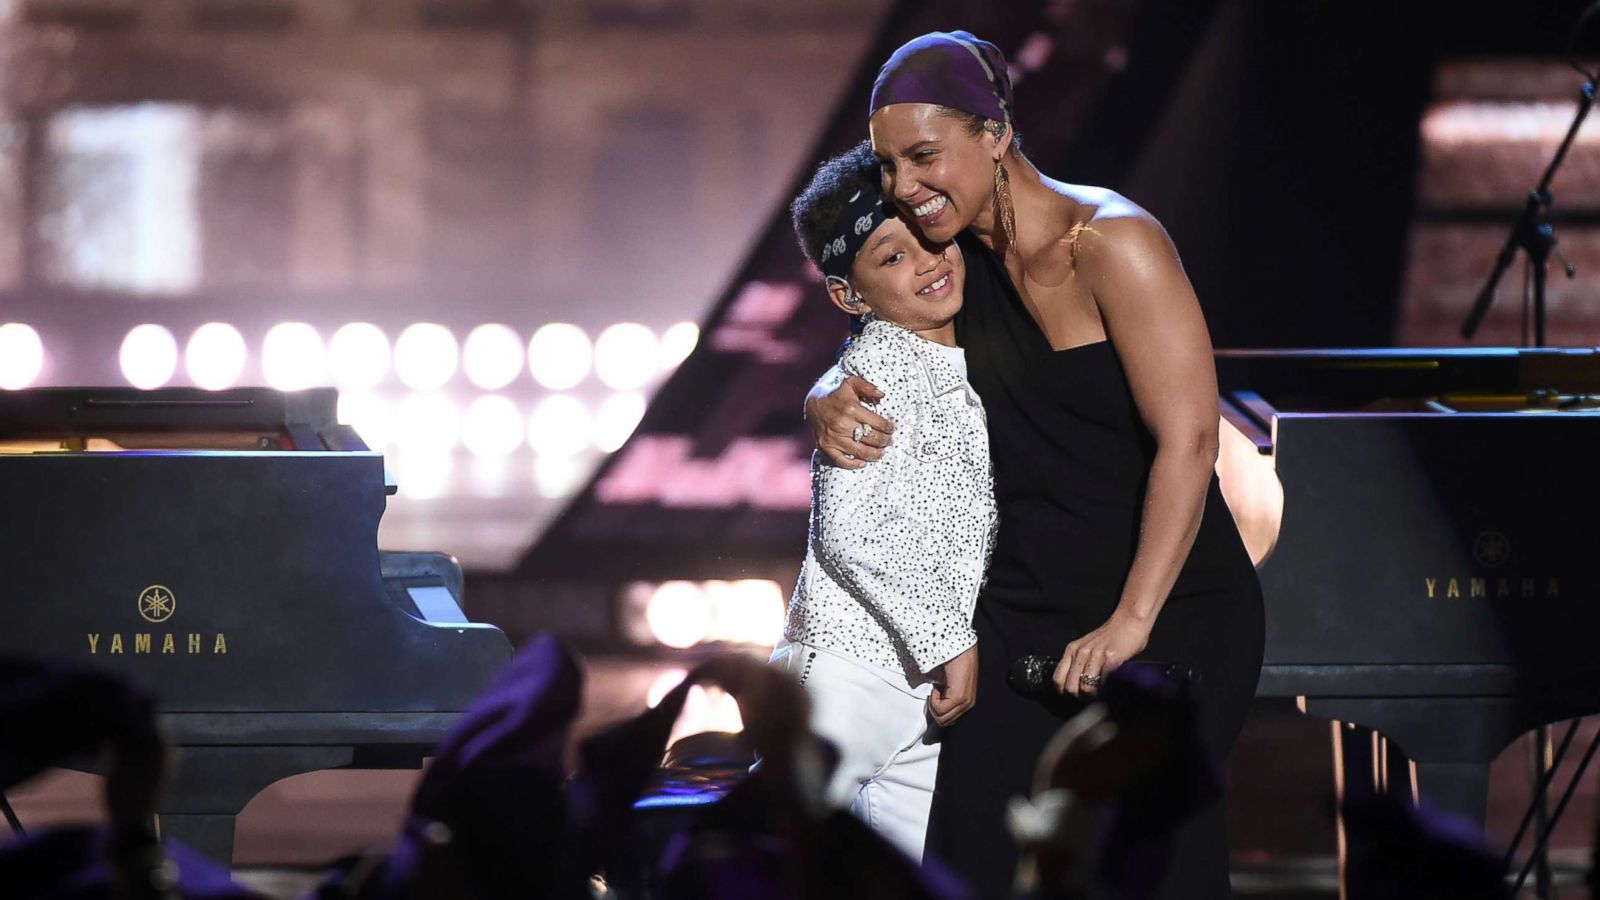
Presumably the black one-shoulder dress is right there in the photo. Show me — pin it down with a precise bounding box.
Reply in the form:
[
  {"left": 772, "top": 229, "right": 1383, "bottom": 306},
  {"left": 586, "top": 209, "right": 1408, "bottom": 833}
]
[{"left": 926, "top": 231, "right": 1265, "bottom": 898}]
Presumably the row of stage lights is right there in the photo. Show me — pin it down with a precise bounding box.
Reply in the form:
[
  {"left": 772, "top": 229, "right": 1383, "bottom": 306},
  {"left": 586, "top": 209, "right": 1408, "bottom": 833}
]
[
  {"left": 0, "top": 320, "right": 699, "bottom": 392},
  {"left": 622, "top": 579, "right": 787, "bottom": 650},
  {"left": 342, "top": 391, "right": 646, "bottom": 457}
]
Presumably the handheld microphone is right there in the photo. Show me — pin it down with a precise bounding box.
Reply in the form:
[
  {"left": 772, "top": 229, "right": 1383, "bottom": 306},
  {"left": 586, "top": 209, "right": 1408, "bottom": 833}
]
[{"left": 1005, "top": 655, "right": 1202, "bottom": 699}]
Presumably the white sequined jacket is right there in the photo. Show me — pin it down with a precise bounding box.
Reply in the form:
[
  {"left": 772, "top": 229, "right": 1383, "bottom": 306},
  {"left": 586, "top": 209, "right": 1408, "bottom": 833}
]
[{"left": 785, "top": 316, "right": 998, "bottom": 681}]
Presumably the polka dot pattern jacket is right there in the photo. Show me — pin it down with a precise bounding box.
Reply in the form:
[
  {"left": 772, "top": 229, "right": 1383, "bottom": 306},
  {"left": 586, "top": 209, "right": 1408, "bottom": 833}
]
[{"left": 785, "top": 315, "right": 998, "bottom": 679}]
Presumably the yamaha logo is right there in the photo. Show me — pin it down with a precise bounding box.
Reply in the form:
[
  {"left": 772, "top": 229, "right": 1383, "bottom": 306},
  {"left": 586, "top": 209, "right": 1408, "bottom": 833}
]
[
  {"left": 1424, "top": 530, "right": 1557, "bottom": 600},
  {"left": 85, "top": 584, "right": 227, "bottom": 657},
  {"left": 1472, "top": 531, "right": 1510, "bottom": 568},
  {"left": 137, "top": 585, "right": 175, "bottom": 623}
]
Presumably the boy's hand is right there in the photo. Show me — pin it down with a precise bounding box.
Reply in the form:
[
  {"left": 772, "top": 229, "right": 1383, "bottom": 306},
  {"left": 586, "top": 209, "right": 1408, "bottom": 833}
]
[{"left": 929, "top": 643, "right": 978, "bottom": 726}]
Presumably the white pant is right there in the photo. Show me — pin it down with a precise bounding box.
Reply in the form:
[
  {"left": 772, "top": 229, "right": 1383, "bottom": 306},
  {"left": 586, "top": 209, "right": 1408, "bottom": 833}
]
[{"left": 771, "top": 639, "right": 940, "bottom": 861}]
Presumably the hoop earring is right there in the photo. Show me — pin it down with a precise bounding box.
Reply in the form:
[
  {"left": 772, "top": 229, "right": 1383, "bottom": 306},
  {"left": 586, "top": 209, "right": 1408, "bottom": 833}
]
[{"left": 994, "top": 158, "right": 1016, "bottom": 248}]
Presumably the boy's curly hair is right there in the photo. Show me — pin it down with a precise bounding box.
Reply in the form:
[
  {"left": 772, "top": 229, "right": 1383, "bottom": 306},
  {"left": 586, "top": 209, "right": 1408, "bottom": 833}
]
[{"left": 790, "top": 140, "right": 880, "bottom": 270}]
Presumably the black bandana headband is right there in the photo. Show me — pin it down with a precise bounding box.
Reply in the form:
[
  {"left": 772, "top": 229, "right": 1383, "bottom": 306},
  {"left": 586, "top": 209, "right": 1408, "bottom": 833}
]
[{"left": 818, "top": 181, "right": 889, "bottom": 281}]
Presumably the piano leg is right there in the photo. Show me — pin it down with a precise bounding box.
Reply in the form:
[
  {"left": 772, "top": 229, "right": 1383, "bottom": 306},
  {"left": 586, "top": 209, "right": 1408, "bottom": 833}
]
[
  {"left": 1406, "top": 759, "right": 1490, "bottom": 825},
  {"left": 1332, "top": 722, "right": 1492, "bottom": 900},
  {"left": 1332, "top": 721, "right": 1411, "bottom": 801},
  {"left": 1334, "top": 721, "right": 1488, "bottom": 823},
  {"left": 156, "top": 745, "right": 356, "bottom": 864},
  {"left": 1312, "top": 696, "right": 1512, "bottom": 827}
]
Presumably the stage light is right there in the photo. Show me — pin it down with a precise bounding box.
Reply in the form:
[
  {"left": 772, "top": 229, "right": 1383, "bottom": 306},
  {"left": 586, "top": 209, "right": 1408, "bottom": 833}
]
[
  {"left": 646, "top": 580, "right": 713, "bottom": 649},
  {"left": 648, "top": 670, "right": 742, "bottom": 742},
  {"left": 594, "top": 392, "right": 646, "bottom": 453},
  {"left": 468, "top": 454, "right": 513, "bottom": 498},
  {"left": 185, "top": 322, "right": 247, "bottom": 390},
  {"left": 463, "top": 324, "right": 524, "bottom": 390},
  {"left": 393, "top": 391, "right": 461, "bottom": 453},
  {"left": 527, "top": 323, "right": 591, "bottom": 390},
  {"left": 0, "top": 324, "right": 43, "bottom": 390},
  {"left": 707, "top": 579, "right": 786, "bottom": 645},
  {"left": 624, "top": 578, "right": 787, "bottom": 649},
  {"left": 660, "top": 321, "right": 699, "bottom": 371},
  {"left": 336, "top": 392, "right": 390, "bottom": 451},
  {"left": 119, "top": 325, "right": 178, "bottom": 390},
  {"left": 595, "top": 322, "right": 658, "bottom": 390},
  {"left": 527, "top": 394, "right": 592, "bottom": 456},
  {"left": 394, "top": 323, "right": 459, "bottom": 391},
  {"left": 701, "top": 686, "right": 744, "bottom": 733},
  {"left": 619, "top": 582, "right": 663, "bottom": 646},
  {"left": 532, "top": 453, "right": 587, "bottom": 499},
  {"left": 647, "top": 669, "right": 689, "bottom": 708},
  {"left": 328, "top": 323, "right": 391, "bottom": 390},
  {"left": 261, "top": 322, "right": 326, "bottom": 391},
  {"left": 392, "top": 451, "right": 453, "bottom": 501},
  {"left": 670, "top": 686, "right": 743, "bottom": 742},
  {"left": 462, "top": 394, "right": 524, "bottom": 457}
]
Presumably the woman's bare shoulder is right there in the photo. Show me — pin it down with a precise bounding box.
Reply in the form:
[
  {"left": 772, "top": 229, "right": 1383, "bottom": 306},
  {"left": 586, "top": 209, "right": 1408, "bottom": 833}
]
[
  {"left": 1032, "top": 182, "right": 1164, "bottom": 272},
  {"left": 1052, "top": 186, "right": 1169, "bottom": 260},
  {"left": 1036, "top": 179, "right": 1138, "bottom": 218},
  {"left": 1047, "top": 183, "right": 1154, "bottom": 229}
]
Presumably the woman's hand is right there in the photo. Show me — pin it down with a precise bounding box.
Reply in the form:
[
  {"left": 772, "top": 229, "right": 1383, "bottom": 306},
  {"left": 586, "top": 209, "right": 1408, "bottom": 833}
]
[
  {"left": 804, "top": 371, "right": 893, "bottom": 469},
  {"left": 1052, "top": 612, "right": 1152, "bottom": 697}
]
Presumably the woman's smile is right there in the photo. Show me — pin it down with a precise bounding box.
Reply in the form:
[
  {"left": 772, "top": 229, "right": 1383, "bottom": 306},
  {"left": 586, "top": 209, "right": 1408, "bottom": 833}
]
[{"left": 911, "top": 194, "right": 949, "bottom": 226}]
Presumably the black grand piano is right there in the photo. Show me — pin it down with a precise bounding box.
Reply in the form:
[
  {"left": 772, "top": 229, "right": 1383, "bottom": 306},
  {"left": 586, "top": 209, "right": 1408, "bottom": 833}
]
[
  {"left": 0, "top": 387, "right": 512, "bottom": 861},
  {"left": 1220, "top": 347, "right": 1600, "bottom": 827}
]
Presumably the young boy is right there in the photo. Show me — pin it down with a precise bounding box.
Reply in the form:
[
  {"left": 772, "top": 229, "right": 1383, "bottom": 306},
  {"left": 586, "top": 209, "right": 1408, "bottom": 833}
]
[{"left": 772, "top": 140, "right": 996, "bottom": 861}]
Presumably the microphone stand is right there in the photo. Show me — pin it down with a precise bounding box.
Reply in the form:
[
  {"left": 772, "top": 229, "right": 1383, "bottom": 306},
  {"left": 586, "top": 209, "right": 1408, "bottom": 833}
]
[{"left": 1458, "top": 80, "right": 1592, "bottom": 345}]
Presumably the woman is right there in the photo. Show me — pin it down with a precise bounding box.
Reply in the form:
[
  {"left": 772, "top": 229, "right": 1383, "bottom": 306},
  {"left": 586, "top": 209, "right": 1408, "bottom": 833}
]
[{"left": 806, "top": 31, "right": 1264, "bottom": 898}]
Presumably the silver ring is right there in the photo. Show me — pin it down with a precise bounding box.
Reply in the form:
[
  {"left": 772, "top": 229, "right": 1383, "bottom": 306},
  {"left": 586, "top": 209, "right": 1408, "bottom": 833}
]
[
  {"left": 1079, "top": 673, "right": 1101, "bottom": 687},
  {"left": 843, "top": 453, "right": 856, "bottom": 461},
  {"left": 852, "top": 422, "right": 874, "bottom": 443}
]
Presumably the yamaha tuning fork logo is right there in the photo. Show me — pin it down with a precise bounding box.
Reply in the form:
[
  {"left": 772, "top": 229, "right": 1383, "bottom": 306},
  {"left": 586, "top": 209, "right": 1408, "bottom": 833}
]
[
  {"left": 137, "top": 584, "right": 176, "bottom": 623},
  {"left": 1472, "top": 531, "right": 1510, "bottom": 568}
]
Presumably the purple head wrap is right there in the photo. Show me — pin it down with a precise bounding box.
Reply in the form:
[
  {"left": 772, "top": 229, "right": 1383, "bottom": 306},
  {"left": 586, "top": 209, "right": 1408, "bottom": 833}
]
[{"left": 870, "top": 30, "right": 1013, "bottom": 124}]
